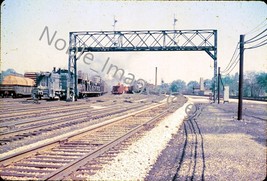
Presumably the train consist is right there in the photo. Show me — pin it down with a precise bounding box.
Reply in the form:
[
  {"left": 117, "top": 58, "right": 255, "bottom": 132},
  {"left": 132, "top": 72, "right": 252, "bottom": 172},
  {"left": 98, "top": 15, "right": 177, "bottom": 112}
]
[
  {"left": 77, "top": 70, "right": 108, "bottom": 98},
  {"left": 32, "top": 68, "right": 108, "bottom": 100},
  {"left": 0, "top": 75, "right": 35, "bottom": 98},
  {"left": 0, "top": 68, "right": 108, "bottom": 99},
  {"left": 112, "top": 83, "right": 134, "bottom": 94},
  {"left": 0, "top": 67, "right": 142, "bottom": 99}
]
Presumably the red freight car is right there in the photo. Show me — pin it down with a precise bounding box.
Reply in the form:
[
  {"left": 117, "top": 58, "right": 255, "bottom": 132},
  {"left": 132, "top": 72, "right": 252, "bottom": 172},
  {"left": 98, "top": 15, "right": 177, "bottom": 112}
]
[{"left": 112, "top": 83, "right": 124, "bottom": 94}]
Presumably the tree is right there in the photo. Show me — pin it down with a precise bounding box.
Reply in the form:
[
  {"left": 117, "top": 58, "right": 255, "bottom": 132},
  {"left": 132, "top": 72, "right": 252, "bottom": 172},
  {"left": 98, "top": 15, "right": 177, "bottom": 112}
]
[
  {"left": 204, "top": 79, "right": 213, "bottom": 90},
  {"left": 221, "top": 71, "right": 267, "bottom": 97},
  {"left": 221, "top": 74, "right": 238, "bottom": 96},
  {"left": 170, "top": 80, "right": 186, "bottom": 93},
  {"left": 187, "top": 81, "right": 199, "bottom": 93},
  {"left": 160, "top": 83, "right": 170, "bottom": 93},
  {"left": 256, "top": 72, "right": 267, "bottom": 94},
  {"left": 243, "top": 71, "right": 264, "bottom": 97}
]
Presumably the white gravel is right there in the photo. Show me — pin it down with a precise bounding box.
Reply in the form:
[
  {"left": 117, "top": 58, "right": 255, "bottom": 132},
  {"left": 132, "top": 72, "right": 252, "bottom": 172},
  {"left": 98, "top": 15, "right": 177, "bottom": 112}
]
[{"left": 87, "top": 100, "right": 190, "bottom": 180}]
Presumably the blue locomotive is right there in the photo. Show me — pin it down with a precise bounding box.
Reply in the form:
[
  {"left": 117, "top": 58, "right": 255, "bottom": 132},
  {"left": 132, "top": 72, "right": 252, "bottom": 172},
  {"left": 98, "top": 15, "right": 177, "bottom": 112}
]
[{"left": 32, "top": 68, "right": 107, "bottom": 100}]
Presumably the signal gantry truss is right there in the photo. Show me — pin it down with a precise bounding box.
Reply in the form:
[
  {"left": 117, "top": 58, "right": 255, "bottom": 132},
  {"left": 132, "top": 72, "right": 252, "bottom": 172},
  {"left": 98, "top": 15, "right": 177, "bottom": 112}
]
[{"left": 68, "top": 30, "right": 217, "bottom": 100}]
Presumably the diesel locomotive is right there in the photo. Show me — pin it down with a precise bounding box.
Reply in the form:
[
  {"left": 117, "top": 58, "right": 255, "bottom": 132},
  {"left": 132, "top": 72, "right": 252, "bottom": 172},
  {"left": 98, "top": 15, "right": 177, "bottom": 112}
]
[{"left": 32, "top": 68, "right": 108, "bottom": 100}]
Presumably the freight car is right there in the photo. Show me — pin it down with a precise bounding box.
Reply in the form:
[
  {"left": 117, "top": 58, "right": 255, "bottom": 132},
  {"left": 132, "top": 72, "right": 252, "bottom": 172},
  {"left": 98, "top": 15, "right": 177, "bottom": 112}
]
[
  {"left": 78, "top": 77, "right": 108, "bottom": 97},
  {"left": 124, "top": 85, "right": 134, "bottom": 94},
  {"left": 0, "top": 75, "right": 35, "bottom": 98},
  {"left": 32, "top": 68, "right": 107, "bottom": 100},
  {"left": 112, "top": 83, "right": 125, "bottom": 94}
]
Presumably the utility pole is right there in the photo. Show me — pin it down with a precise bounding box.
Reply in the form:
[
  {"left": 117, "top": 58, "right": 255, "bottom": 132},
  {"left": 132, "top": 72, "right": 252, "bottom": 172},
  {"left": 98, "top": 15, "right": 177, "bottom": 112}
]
[
  {"left": 238, "top": 35, "right": 244, "bottom": 120},
  {"left": 218, "top": 67, "right": 220, "bottom": 104}
]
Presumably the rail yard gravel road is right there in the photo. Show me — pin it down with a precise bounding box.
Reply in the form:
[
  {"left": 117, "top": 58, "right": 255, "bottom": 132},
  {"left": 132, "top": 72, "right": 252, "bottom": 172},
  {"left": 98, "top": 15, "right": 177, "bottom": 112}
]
[{"left": 146, "top": 96, "right": 266, "bottom": 181}]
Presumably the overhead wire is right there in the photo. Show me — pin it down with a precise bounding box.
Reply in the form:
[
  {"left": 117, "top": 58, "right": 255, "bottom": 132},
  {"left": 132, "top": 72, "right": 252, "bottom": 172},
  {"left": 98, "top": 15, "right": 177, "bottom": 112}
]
[
  {"left": 221, "top": 19, "right": 267, "bottom": 77},
  {"left": 224, "top": 55, "right": 240, "bottom": 76},
  {"left": 244, "top": 18, "right": 267, "bottom": 36},
  {"left": 245, "top": 39, "right": 267, "bottom": 50},
  {"left": 221, "top": 53, "right": 239, "bottom": 75},
  {"left": 244, "top": 27, "right": 267, "bottom": 50},
  {"left": 221, "top": 42, "right": 239, "bottom": 73},
  {"left": 245, "top": 31, "right": 267, "bottom": 44},
  {"left": 244, "top": 28, "right": 267, "bottom": 44},
  {"left": 221, "top": 52, "right": 240, "bottom": 76}
]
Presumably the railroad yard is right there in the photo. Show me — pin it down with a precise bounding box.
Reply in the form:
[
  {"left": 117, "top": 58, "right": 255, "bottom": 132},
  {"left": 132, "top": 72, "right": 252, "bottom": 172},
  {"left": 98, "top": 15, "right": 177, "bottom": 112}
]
[
  {"left": 0, "top": 94, "right": 266, "bottom": 180},
  {"left": 1, "top": 1, "right": 267, "bottom": 180}
]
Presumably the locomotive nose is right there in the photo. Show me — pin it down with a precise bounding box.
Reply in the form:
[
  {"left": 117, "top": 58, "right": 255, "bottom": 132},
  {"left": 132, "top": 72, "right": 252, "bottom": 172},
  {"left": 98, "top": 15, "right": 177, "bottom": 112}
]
[{"left": 38, "top": 90, "right": 43, "bottom": 95}]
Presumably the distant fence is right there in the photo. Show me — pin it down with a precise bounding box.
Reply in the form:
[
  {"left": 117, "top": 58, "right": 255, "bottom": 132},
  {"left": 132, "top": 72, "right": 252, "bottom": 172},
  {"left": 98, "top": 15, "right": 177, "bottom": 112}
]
[
  {"left": 229, "top": 96, "right": 267, "bottom": 102},
  {"left": 183, "top": 93, "right": 267, "bottom": 102}
]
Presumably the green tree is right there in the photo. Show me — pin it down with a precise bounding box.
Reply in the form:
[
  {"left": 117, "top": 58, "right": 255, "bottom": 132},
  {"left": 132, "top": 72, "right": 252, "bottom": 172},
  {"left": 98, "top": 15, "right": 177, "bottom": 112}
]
[
  {"left": 221, "top": 73, "right": 238, "bottom": 96},
  {"left": 244, "top": 71, "right": 262, "bottom": 97},
  {"left": 204, "top": 79, "right": 213, "bottom": 90},
  {"left": 220, "top": 71, "right": 266, "bottom": 98},
  {"left": 170, "top": 80, "right": 186, "bottom": 93},
  {"left": 187, "top": 81, "right": 199, "bottom": 93},
  {"left": 256, "top": 72, "right": 267, "bottom": 93}
]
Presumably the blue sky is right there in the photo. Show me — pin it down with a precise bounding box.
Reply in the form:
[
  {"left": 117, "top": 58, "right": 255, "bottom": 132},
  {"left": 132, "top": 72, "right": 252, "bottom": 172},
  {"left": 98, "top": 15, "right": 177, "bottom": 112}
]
[{"left": 1, "top": 0, "right": 267, "bottom": 83}]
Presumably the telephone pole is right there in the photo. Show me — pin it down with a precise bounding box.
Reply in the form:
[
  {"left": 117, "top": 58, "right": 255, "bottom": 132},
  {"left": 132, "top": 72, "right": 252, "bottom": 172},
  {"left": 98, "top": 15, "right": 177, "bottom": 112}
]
[{"left": 238, "top": 35, "right": 244, "bottom": 120}]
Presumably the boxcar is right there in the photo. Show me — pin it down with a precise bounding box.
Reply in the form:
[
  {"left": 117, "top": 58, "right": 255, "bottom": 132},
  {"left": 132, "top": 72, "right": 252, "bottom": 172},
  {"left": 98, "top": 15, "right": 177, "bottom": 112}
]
[{"left": 112, "top": 84, "right": 125, "bottom": 94}]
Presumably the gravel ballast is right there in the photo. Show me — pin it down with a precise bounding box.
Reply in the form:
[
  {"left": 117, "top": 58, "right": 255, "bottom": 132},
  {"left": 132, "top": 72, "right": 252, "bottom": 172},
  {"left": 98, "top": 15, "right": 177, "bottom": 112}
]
[{"left": 86, "top": 101, "right": 191, "bottom": 180}]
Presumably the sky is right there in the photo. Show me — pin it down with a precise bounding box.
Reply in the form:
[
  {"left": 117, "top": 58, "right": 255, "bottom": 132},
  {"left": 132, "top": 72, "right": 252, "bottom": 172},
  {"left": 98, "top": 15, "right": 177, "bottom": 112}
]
[{"left": 1, "top": 0, "right": 267, "bottom": 84}]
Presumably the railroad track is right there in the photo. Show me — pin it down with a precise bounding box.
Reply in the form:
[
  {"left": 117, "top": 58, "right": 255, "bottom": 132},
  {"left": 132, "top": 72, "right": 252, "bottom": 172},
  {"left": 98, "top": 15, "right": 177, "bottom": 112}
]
[
  {"left": 0, "top": 99, "right": 117, "bottom": 122},
  {"left": 0, "top": 95, "right": 156, "bottom": 133},
  {"left": 0, "top": 95, "right": 153, "bottom": 122},
  {"left": 1, "top": 101, "right": 143, "bottom": 130},
  {"left": 171, "top": 103, "right": 206, "bottom": 181},
  {"left": 0, "top": 102, "right": 174, "bottom": 180},
  {"left": 0, "top": 98, "right": 163, "bottom": 149},
  {"left": 0, "top": 102, "right": 152, "bottom": 145},
  {"left": 0, "top": 95, "right": 165, "bottom": 152}
]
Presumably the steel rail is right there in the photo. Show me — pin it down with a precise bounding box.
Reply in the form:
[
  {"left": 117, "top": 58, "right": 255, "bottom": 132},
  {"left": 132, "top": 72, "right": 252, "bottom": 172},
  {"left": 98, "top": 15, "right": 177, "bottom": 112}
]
[
  {"left": 0, "top": 102, "right": 151, "bottom": 144},
  {"left": 43, "top": 105, "right": 172, "bottom": 180},
  {"left": 0, "top": 102, "right": 167, "bottom": 167},
  {"left": 0, "top": 102, "right": 139, "bottom": 129}
]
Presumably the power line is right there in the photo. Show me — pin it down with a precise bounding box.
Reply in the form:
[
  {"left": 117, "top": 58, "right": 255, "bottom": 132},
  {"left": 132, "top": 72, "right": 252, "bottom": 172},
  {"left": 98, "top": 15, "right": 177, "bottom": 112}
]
[
  {"left": 222, "top": 54, "right": 239, "bottom": 75},
  {"left": 245, "top": 28, "right": 267, "bottom": 43},
  {"left": 225, "top": 57, "right": 239, "bottom": 76},
  {"left": 245, "top": 18, "right": 267, "bottom": 36},
  {"left": 244, "top": 33, "right": 267, "bottom": 44},
  {"left": 245, "top": 39, "right": 267, "bottom": 50},
  {"left": 221, "top": 42, "right": 239, "bottom": 73},
  {"left": 222, "top": 55, "right": 240, "bottom": 76}
]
